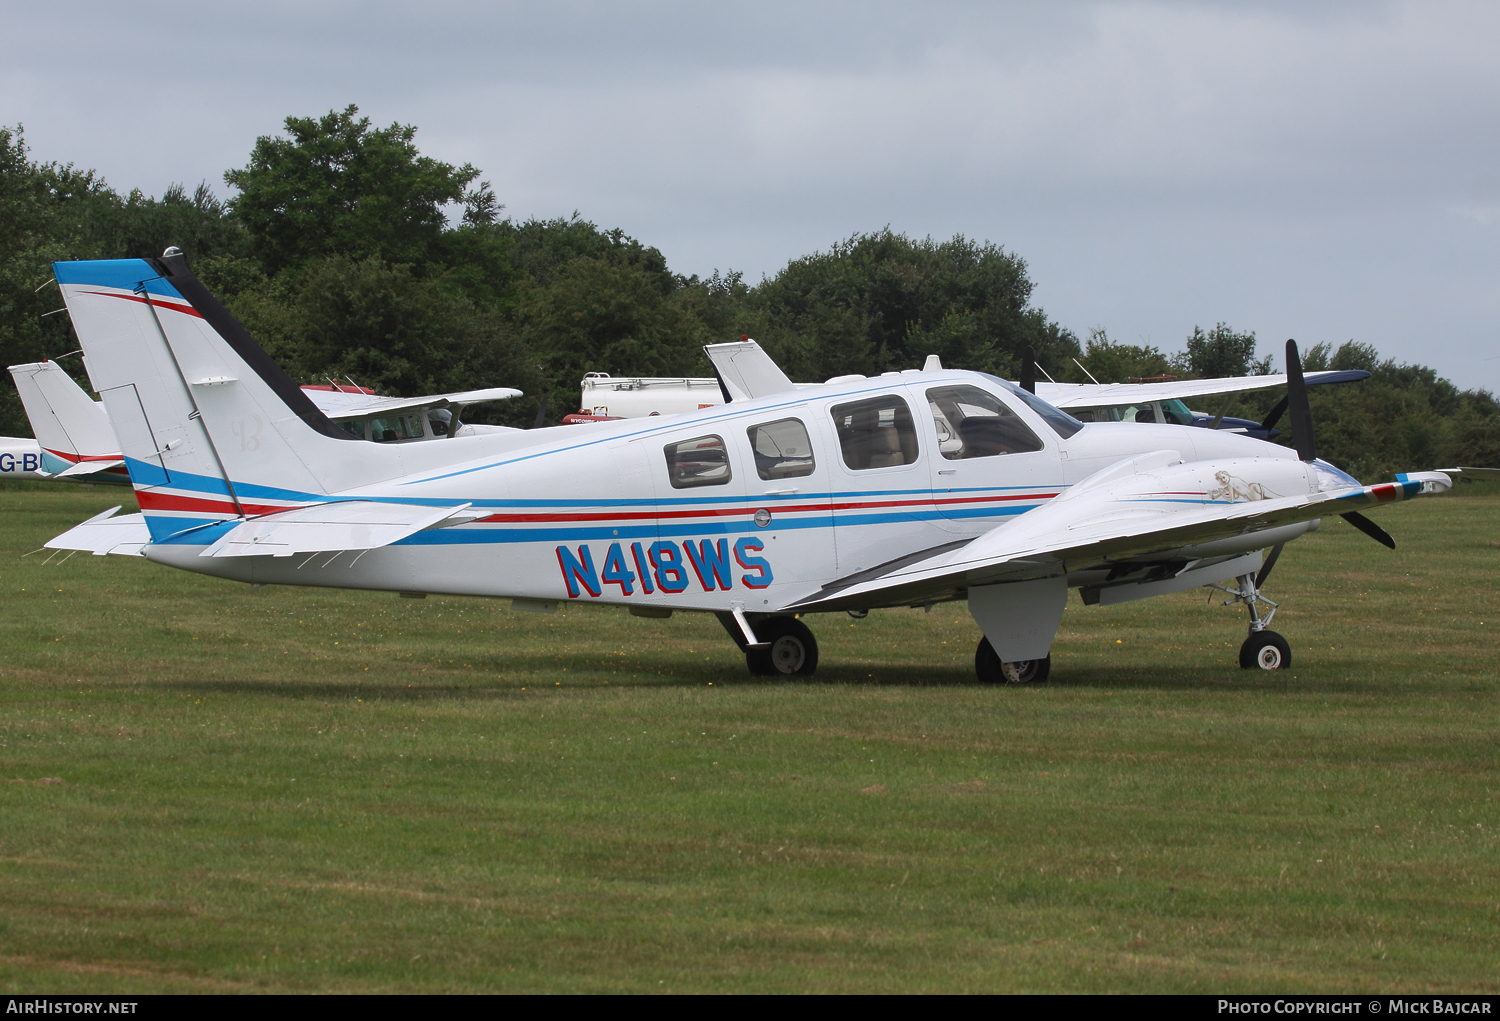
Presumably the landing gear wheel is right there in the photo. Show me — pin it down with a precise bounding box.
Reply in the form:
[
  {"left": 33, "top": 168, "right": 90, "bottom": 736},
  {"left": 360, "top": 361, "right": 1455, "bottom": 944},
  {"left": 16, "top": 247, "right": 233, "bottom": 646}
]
[
  {"left": 745, "top": 617, "right": 819, "bottom": 677},
  {"left": 975, "top": 637, "right": 1051, "bottom": 685},
  {"left": 1239, "top": 630, "right": 1291, "bottom": 671}
]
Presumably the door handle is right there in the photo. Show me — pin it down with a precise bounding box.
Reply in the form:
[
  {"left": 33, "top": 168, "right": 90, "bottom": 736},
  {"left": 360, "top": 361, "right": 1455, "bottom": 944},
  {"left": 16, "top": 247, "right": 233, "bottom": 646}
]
[
  {"left": 763, "top": 488, "right": 799, "bottom": 495},
  {"left": 937, "top": 470, "right": 957, "bottom": 476}
]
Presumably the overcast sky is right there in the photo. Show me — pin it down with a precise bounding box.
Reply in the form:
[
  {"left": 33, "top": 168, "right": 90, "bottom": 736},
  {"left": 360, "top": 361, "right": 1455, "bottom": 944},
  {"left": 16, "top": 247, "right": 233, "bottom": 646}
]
[{"left": 5, "top": 1, "right": 1498, "bottom": 390}]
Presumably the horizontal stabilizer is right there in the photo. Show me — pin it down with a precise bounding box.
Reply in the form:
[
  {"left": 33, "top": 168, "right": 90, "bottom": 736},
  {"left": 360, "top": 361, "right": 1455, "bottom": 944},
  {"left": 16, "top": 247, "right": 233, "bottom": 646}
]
[
  {"left": 200, "top": 501, "right": 477, "bottom": 558},
  {"left": 46, "top": 506, "right": 149, "bottom": 556},
  {"left": 50, "top": 458, "right": 126, "bottom": 478}
]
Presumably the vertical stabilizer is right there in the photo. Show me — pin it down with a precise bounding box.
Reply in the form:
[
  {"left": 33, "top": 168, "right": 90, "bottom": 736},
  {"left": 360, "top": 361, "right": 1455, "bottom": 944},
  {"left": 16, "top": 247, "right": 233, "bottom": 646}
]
[
  {"left": 703, "top": 340, "right": 797, "bottom": 400},
  {"left": 8, "top": 361, "right": 117, "bottom": 470}
]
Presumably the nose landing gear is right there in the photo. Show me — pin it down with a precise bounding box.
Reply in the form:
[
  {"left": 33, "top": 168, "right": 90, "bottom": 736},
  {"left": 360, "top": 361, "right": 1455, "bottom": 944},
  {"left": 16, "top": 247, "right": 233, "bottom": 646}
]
[{"left": 1209, "top": 570, "right": 1292, "bottom": 671}]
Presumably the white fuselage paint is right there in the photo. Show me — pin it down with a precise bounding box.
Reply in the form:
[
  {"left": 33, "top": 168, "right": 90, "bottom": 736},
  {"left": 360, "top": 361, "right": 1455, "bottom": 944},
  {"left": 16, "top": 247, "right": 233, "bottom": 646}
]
[{"left": 138, "top": 372, "right": 1305, "bottom": 617}]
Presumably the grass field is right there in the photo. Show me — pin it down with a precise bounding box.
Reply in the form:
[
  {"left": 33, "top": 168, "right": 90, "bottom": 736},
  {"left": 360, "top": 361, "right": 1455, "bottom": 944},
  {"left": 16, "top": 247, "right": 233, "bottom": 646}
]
[{"left": 0, "top": 482, "right": 1496, "bottom": 993}]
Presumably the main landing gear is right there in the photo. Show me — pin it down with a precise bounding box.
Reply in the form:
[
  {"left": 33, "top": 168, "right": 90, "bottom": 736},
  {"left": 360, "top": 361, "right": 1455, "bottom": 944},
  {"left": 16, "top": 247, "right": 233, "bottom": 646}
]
[
  {"left": 974, "top": 637, "right": 1051, "bottom": 685},
  {"left": 1209, "top": 570, "right": 1292, "bottom": 671},
  {"left": 720, "top": 613, "right": 820, "bottom": 677}
]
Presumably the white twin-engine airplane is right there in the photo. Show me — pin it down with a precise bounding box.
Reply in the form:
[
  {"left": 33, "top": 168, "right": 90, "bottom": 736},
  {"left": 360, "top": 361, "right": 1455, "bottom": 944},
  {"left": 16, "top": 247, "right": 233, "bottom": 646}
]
[{"left": 45, "top": 251, "right": 1459, "bottom": 682}]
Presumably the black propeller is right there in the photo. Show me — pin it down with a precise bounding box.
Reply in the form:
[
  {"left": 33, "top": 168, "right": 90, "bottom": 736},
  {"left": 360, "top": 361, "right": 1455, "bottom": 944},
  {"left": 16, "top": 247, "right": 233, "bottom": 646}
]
[
  {"left": 1020, "top": 346, "right": 1037, "bottom": 395},
  {"left": 1259, "top": 394, "right": 1288, "bottom": 434},
  {"left": 1255, "top": 543, "right": 1284, "bottom": 589},
  {"left": 1284, "top": 339, "right": 1397, "bottom": 551},
  {"left": 1285, "top": 339, "right": 1316, "bottom": 462},
  {"left": 1340, "top": 510, "right": 1396, "bottom": 549}
]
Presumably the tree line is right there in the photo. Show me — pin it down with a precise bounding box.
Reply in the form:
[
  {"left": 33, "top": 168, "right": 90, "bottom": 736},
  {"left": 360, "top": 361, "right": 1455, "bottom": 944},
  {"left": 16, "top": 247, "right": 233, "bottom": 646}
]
[{"left": 2, "top": 106, "right": 1496, "bottom": 480}]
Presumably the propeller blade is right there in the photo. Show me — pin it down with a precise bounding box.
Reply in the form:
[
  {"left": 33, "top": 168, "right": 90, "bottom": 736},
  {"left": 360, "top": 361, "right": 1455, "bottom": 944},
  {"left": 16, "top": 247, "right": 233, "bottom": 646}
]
[
  {"left": 1020, "top": 346, "right": 1037, "bottom": 395},
  {"left": 1341, "top": 511, "right": 1396, "bottom": 549},
  {"left": 533, "top": 394, "right": 548, "bottom": 429},
  {"left": 1259, "top": 395, "right": 1289, "bottom": 434},
  {"left": 1255, "top": 543, "right": 1284, "bottom": 589},
  {"left": 1285, "top": 339, "right": 1316, "bottom": 461}
]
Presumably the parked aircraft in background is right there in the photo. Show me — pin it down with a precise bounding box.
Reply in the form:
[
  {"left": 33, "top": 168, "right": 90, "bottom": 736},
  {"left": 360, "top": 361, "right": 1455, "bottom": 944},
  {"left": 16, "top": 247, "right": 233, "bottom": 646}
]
[
  {"left": 577, "top": 358, "right": 1370, "bottom": 443},
  {"left": 42, "top": 251, "right": 1464, "bottom": 683},
  {"left": 6, "top": 355, "right": 522, "bottom": 485},
  {"left": 0, "top": 435, "right": 48, "bottom": 481},
  {"left": 8, "top": 359, "right": 130, "bottom": 484}
]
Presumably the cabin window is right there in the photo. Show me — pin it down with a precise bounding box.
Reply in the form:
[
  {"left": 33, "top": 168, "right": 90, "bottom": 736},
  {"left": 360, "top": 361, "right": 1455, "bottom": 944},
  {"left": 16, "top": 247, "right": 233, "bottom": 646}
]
[
  {"left": 747, "top": 418, "right": 816, "bottom": 480},
  {"left": 339, "top": 420, "right": 365, "bottom": 440},
  {"left": 926, "top": 385, "right": 1043, "bottom": 460},
  {"left": 830, "top": 395, "right": 919, "bottom": 470},
  {"left": 664, "top": 434, "right": 732, "bottom": 488},
  {"left": 371, "top": 414, "right": 425, "bottom": 442}
]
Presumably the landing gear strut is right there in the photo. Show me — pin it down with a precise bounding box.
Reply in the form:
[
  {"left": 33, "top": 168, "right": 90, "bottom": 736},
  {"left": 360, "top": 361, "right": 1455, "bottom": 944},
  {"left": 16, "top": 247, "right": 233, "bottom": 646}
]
[
  {"left": 719, "top": 613, "right": 820, "bottom": 677},
  {"left": 974, "top": 637, "right": 1051, "bottom": 685},
  {"left": 1209, "top": 571, "right": 1292, "bottom": 671}
]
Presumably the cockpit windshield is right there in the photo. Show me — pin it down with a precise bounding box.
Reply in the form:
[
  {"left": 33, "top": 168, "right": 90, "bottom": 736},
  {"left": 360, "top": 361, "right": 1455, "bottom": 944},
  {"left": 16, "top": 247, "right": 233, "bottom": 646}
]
[{"left": 978, "top": 375, "right": 1085, "bottom": 439}]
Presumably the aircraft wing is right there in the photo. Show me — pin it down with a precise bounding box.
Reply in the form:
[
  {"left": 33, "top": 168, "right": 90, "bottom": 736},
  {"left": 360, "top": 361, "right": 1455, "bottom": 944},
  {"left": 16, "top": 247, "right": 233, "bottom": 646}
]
[
  {"left": 786, "top": 454, "right": 1450, "bottom": 613},
  {"left": 45, "top": 506, "right": 149, "bottom": 556},
  {"left": 1437, "top": 466, "right": 1500, "bottom": 481},
  {"left": 199, "top": 500, "right": 480, "bottom": 558},
  {"left": 1037, "top": 370, "right": 1370, "bottom": 409},
  {"left": 307, "top": 387, "right": 523, "bottom": 421}
]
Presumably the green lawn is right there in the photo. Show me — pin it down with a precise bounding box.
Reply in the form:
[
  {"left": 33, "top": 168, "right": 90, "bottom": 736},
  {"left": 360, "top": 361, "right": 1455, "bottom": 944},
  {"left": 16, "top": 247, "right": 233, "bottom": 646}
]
[{"left": 1, "top": 483, "right": 1497, "bottom": 993}]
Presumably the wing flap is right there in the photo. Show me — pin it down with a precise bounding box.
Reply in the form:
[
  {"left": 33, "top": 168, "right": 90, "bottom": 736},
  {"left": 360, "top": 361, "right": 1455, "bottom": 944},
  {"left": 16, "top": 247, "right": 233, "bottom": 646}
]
[{"left": 200, "top": 501, "right": 474, "bottom": 558}]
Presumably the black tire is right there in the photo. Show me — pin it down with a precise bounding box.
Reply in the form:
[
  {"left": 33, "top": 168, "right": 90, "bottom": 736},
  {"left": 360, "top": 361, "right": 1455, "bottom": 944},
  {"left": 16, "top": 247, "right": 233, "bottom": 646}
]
[
  {"left": 1239, "top": 630, "right": 1291, "bottom": 671},
  {"left": 975, "top": 637, "right": 1051, "bottom": 684},
  {"left": 745, "top": 616, "right": 819, "bottom": 677}
]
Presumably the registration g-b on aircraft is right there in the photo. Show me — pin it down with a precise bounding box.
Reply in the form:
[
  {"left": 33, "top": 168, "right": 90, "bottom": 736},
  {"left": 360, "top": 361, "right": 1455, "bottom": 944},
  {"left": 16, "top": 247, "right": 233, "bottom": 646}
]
[{"left": 45, "top": 250, "right": 1460, "bottom": 682}]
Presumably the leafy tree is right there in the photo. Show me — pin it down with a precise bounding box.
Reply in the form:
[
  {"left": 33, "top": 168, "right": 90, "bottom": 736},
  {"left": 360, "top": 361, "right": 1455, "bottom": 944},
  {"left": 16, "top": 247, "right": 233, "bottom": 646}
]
[
  {"left": 224, "top": 105, "right": 488, "bottom": 276},
  {"left": 518, "top": 256, "right": 712, "bottom": 420},
  {"left": 1066, "top": 328, "right": 1174, "bottom": 383},
  {"left": 226, "top": 254, "right": 544, "bottom": 427},
  {"left": 1179, "top": 322, "right": 1272, "bottom": 378},
  {"left": 746, "top": 230, "right": 1079, "bottom": 383}
]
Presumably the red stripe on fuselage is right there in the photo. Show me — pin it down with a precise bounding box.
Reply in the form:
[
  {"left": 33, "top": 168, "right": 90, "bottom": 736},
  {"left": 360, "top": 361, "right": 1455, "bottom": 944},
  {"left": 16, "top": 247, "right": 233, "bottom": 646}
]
[{"left": 473, "top": 490, "right": 1057, "bottom": 524}]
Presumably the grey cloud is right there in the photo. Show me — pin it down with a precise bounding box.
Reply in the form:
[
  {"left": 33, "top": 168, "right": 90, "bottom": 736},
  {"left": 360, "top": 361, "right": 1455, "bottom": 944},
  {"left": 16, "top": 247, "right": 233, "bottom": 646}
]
[{"left": 3, "top": 1, "right": 1497, "bottom": 389}]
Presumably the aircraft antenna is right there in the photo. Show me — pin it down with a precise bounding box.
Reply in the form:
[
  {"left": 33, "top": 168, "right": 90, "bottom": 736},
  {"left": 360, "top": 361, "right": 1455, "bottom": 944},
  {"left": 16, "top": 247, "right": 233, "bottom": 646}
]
[{"left": 1071, "top": 358, "right": 1101, "bottom": 385}]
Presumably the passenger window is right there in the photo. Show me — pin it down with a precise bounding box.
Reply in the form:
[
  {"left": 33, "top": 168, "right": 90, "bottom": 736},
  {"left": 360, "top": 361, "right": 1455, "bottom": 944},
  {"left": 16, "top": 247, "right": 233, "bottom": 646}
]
[
  {"left": 926, "top": 385, "right": 1043, "bottom": 460},
  {"left": 665, "top": 435, "right": 732, "bottom": 488},
  {"left": 371, "top": 415, "right": 418, "bottom": 442},
  {"left": 339, "top": 420, "right": 365, "bottom": 440},
  {"left": 830, "top": 395, "right": 920, "bottom": 470},
  {"left": 747, "top": 418, "right": 815, "bottom": 480}
]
